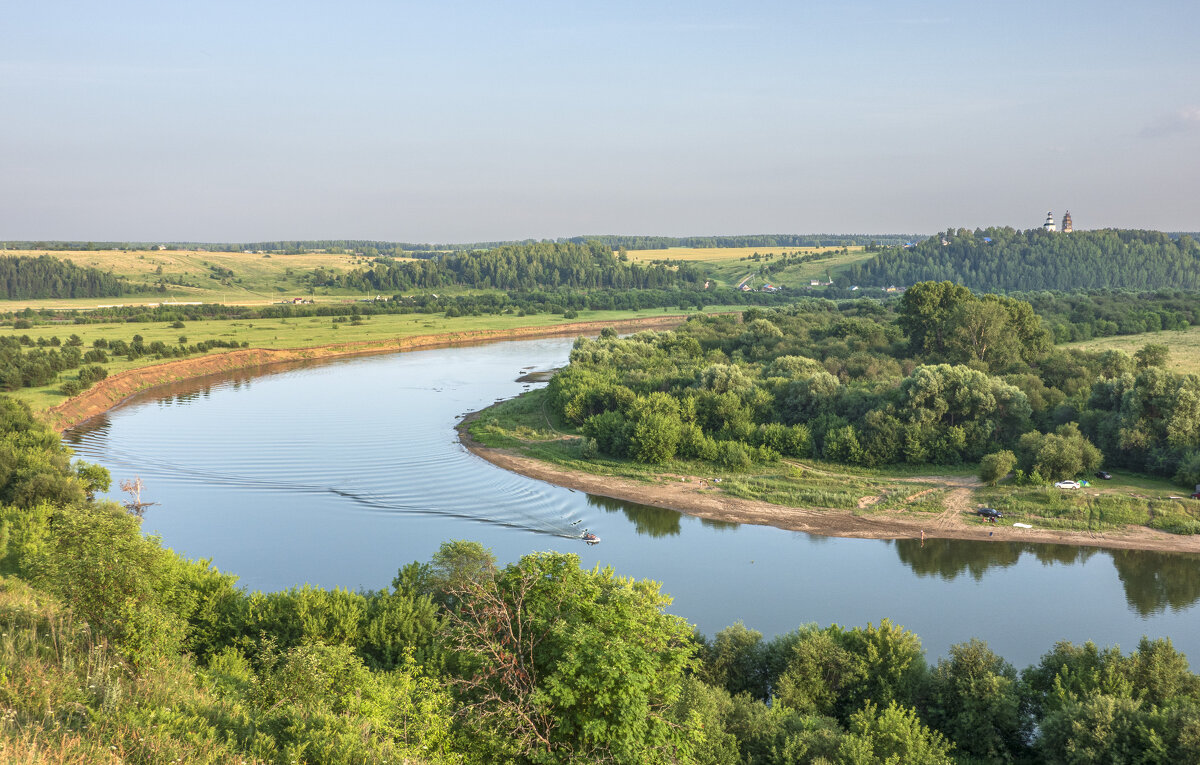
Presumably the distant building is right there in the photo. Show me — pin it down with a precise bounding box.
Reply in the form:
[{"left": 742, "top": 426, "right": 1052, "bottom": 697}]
[
  {"left": 1062, "top": 210, "right": 1073, "bottom": 232},
  {"left": 1043, "top": 211, "right": 1057, "bottom": 232}
]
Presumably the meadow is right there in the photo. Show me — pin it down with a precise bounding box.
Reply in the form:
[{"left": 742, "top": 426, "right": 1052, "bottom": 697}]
[
  {"left": 1067, "top": 324, "right": 1200, "bottom": 374},
  {"left": 624, "top": 245, "right": 876, "bottom": 289}
]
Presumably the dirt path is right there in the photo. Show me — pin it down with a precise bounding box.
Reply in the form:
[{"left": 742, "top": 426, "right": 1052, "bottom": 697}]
[{"left": 459, "top": 424, "right": 1200, "bottom": 554}]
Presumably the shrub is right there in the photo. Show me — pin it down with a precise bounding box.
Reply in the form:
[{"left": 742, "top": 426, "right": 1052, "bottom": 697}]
[
  {"left": 980, "top": 450, "right": 1017, "bottom": 486},
  {"left": 77, "top": 365, "right": 108, "bottom": 388},
  {"left": 716, "top": 440, "right": 754, "bottom": 469}
]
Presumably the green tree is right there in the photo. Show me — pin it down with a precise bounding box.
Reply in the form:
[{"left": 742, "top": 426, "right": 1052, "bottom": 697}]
[
  {"left": 926, "top": 639, "right": 1027, "bottom": 762},
  {"left": 979, "top": 450, "right": 1016, "bottom": 486},
  {"left": 1016, "top": 423, "right": 1102, "bottom": 481},
  {"left": 835, "top": 701, "right": 955, "bottom": 764},
  {"left": 897, "top": 280, "right": 974, "bottom": 357},
  {"left": 447, "top": 550, "right": 699, "bottom": 763},
  {"left": 1135, "top": 343, "right": 1170, "bottom": 370}
]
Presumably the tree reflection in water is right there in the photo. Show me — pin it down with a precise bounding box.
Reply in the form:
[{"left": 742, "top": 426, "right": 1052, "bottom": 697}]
[
  {"left": 1111, "top": 549, "right": 1200, "bottom": 617},
  {"left": 587, "top": 495, "right": 684, "bottom": 537},
  {"left": 894, "top": 538, "right": 1200, "bottom": 615}
]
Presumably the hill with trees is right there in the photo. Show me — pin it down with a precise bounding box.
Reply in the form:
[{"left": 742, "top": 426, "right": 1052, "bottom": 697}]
[
  {"left": 848, "top": 228, "right": 1200, "bottom": 291},
  {"left": 0, "top": 254, "right": 128, "bottom": 299},
  {"left": 307, "top": 241, "right": 707, "bottom": 292}
]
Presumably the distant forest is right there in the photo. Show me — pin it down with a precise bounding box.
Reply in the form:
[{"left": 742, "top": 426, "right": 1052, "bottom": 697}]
[
  {"left": 307, "top": 241, "right": 707, "bottom": 292},
  {"left": 849, "top": 228, "right": 1200, "bottom": 291},
  {"left": 3, "top": 232, "right": 920, "bottom": 256},
  {"left": 0, "top": 254, "right": 127, "bottom": 299}
]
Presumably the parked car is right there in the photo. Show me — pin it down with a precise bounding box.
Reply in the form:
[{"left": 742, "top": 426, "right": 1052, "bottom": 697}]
[
  {"left": 1096, "top": 471, "right": 1112, "bottom": 480},
  {"left": 977, "top": 507, "right": 1003, "bottom": 519},
  {"left": 1054, "top": 480, "right": 1081, "bottom": 489},
  {"left": 1192, "top": 491, "right": 1200, "bottom": 500}
]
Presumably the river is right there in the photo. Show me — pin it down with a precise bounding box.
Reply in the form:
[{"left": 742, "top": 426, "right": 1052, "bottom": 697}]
[{"left": 64, "top": 337, "right": 1200, "bottom": 669}]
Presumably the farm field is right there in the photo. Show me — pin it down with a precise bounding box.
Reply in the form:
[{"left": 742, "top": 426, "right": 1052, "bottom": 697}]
[
  {"left": 0, "top": 248, "right": 408, "bottom": 306},
  {"left": 1067, "top": 325, "right": 1200, "bottom": 374},
  {"left": 623, "top": 245, "right": 876, "bottom": 289}
]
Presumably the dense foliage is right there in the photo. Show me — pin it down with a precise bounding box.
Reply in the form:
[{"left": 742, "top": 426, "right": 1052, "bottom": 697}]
[
  {"left": 850, "top": 228, "right": 1200, "bottom": 291},
  {"left": 1, "top": 398, "right": 1198, "bottom": 762},
  {"left": 0, "top": 254, "right": 128, "bottom": 299},
  {"left": 307, "top": 241, "right": 706, "bottom": 292},
  {"left": 545, "top": 287, "right": 1200, "bottom": 494}
]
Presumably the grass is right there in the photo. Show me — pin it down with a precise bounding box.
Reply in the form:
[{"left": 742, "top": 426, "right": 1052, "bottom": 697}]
[
  {"left": 976, "top": 481, "right": 1200, "bottom": 534},
  {"left": 1066, "top": 325, "right": 1200, "bottom": 375},
  {"left": 3, "top": 306, "right": 745, "bottom": 413},
  {"left": 0, "top": 577, "right": 260, "bottom": 764}
]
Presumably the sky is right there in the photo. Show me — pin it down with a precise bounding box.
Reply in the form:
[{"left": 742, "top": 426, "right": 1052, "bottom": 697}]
[{"left": 2, "top": 1, "right": 1198, "bottom": 242}]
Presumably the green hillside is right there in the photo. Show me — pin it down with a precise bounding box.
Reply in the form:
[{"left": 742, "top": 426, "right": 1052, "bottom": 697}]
[{"left": 848, "top": 228, "right": 1200, "bottom": 291}]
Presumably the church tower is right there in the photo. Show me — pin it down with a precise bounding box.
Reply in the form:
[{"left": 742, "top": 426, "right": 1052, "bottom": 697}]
[
  {"left": 1062, "top": 210, "right": 1073, "bottom": 232},
  {"left": 1043, "top": 211, "right": 1057, "bottom": 232}
]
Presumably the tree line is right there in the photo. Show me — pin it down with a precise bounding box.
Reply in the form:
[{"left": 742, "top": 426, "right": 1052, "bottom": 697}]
[
  {"left": 848, "top": 228, "right": 1200, "bottom": 291},
  {"left": 307, "top": 241, "right": 706, "bottom": 292},
  {"left": 561, "top": 234, "right": 918, "bottom": 250},
  {"left": 0, "top": 254, "right": 128, "bottom": 299},
  {"left": 1, "top": 400, "right": 1197, "bottom": 762}
]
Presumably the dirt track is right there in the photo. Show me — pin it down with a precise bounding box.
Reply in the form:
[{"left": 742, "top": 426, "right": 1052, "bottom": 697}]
[
  {"left": 43, "top": 314, "right": 693, "bottom": 432},
  {"left": 458, "top": 423, "right": 1200, "bottom": 554}
]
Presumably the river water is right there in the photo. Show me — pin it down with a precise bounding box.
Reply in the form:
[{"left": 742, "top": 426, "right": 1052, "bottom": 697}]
[{"left": 64, "top": 337, "right": 1200, "bottom": 669}]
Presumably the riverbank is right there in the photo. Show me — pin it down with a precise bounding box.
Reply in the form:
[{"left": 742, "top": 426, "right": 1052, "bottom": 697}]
[
  {"left": 457, "top": 414, "right": 1200, "bottom": 555},
  {"left": 42, "top": 314, "right": 693, "bottom": 431}
]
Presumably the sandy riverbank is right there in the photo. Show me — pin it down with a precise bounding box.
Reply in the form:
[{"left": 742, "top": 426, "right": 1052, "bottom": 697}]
[
  {"left": 457, "top": 417, "right": 1200, "bottom": 554},
  {"left": 43, "top": 314, "right": 692, "bottom": 432}
]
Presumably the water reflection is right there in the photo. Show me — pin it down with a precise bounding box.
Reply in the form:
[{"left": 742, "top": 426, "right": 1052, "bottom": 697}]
[
  {"left": 894, "top": 538, "right": 1200, "bottom": 615},
  {"left": 1111, "top": 549, "right": 1200, "bottom": 616},
  {"left": 589, "top": 495, "right": 683, "bottom": 537}
]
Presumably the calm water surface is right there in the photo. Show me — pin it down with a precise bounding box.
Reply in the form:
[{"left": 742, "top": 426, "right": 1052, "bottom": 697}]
[{"left": 65, "top": 338, "right": 1200, "bottom": 669}]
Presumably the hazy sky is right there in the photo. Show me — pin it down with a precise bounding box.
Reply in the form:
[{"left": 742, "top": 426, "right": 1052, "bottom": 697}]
[{"left": 3, "top": 1, "right": 1197, "bottom": 242}]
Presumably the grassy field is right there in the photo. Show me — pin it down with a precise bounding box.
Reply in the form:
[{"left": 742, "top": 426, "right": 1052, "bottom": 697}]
[
  {"left": 2, "top": 306, "right": 743, "bottom": 412},
  {"left": 1, "top": 248, "right": 398, "bottom": 307},
  {"left": 1067, "top": 325, "right": 1200, "bottom": 374},
  {"left": 623, "top": 245, "right": 877, "bottom": 289}
]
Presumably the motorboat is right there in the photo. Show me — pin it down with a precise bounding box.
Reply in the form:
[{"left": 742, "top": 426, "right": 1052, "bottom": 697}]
[{"left": 581, "top": 531, "right": 600, "bottom": 545}]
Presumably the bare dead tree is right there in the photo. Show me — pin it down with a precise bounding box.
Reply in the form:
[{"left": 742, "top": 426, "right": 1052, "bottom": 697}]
[
  {"left": 119, "top": 476, "right": 158, "bottom": 517},
  {"left": 445, "top": 564, "right": 564, "bottom": 760}
]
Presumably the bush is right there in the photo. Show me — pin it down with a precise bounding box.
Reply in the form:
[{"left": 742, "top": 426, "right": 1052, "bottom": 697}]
[
  {"left": 716, "top": 440, "right": 754, "bottom": 469},
  {"left": 980, "top": 450, "right": 1017, "bottom": 486},
  {"left": 76, "top": 365, "right": 108, "bottom": 388},
  {"left": 60, "top": 380, "right": 82, "bottom": 397},
  {"left": 1016, "top": 423, "right": 1102, "bottom": 481}
]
